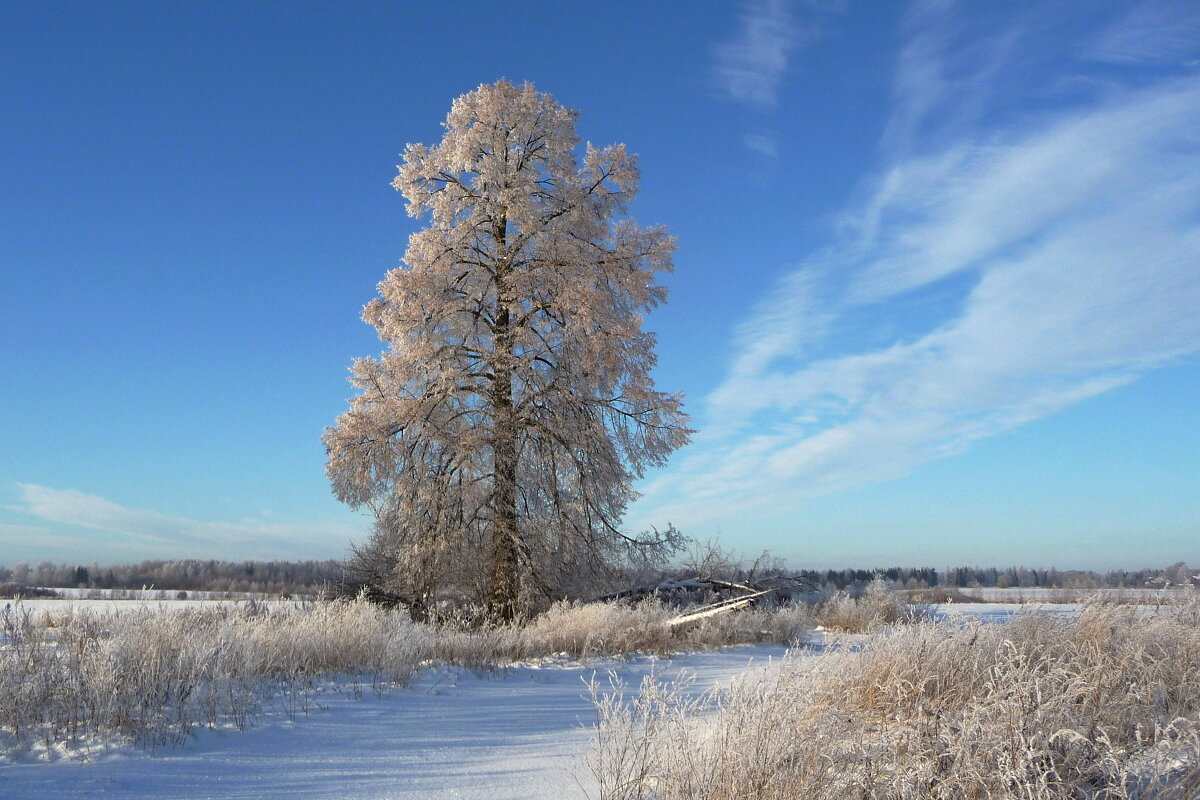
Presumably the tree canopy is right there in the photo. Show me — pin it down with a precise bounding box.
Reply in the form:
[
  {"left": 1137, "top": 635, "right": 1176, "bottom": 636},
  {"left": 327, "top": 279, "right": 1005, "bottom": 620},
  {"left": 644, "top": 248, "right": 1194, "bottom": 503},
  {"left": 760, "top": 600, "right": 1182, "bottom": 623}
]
[{"left": 324, "top": 80, "right": 691, "bottom": 619}]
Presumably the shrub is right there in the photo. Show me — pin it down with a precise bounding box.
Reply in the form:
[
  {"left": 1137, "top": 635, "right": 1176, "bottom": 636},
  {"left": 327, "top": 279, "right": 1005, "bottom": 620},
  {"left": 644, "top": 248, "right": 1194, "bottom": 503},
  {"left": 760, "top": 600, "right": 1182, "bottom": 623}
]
[
  {"left": 589, "top": 598, "right": 1200, "bottom": 799},
  {"left": 0, "top": 585, "right": 58, "bottom": 600},
  {"left": 0, "top": 600, "right": 430, "bottom": 757},
  {"left": 0, "top": 596, "right": 806, "bottom": 759},
  {"left": 901, "top": 586, "right": 978, "bottom": 604},
  {"left": 813, "top": 575, "right": 921, "bottom": 633}
]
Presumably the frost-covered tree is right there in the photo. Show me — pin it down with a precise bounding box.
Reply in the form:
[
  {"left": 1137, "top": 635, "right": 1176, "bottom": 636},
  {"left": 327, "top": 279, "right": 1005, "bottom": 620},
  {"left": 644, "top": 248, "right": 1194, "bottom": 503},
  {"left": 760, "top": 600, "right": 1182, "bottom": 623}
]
[
  {"left": 1164, "top": 561, "right": 1193, "bottom": 586},
  {"left": 324, "top": 81, "right": 690, "bottom": 620}
]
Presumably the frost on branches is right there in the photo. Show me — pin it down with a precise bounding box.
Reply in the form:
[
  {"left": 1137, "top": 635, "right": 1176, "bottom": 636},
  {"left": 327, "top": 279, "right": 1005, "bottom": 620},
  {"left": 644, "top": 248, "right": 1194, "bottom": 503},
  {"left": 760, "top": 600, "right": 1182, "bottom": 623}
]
[{"left": 324, "top": 80, "right": 691, "bottom": 621}]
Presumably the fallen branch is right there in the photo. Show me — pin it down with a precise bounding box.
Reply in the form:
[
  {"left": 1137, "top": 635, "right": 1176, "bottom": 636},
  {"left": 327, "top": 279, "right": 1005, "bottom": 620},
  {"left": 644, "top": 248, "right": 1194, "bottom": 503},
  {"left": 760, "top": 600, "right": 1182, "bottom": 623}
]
[
  {"left": 666, "top": 588, "right": 776, "bottom": 628},
  {"left": 599, "top": 574, "right": 816, "bottom": 605}
]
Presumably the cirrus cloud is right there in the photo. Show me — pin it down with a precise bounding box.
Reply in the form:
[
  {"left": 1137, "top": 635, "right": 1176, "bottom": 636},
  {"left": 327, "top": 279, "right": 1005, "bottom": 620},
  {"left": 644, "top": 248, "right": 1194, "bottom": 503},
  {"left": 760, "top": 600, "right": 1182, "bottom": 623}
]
[
  {"left": 7, "top": 483, "right": 361, "bottom": 561},
  {"left": 631, "top": 0, "right": 1200, "bottom": 534}
]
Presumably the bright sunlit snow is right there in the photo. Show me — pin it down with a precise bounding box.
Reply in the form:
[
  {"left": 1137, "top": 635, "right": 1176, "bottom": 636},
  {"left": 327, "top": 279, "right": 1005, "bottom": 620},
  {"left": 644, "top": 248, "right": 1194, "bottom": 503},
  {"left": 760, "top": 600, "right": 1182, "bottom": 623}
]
[{"left": 0, "top": 645, "right": 789, "bottom": 800}]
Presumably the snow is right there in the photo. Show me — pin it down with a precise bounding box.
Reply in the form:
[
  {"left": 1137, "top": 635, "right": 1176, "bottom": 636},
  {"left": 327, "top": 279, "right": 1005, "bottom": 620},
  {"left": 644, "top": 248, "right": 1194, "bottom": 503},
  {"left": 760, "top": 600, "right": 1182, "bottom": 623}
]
[
  {"left": 963, "top": 587, "right": 1177, "bottom": 602},
  {"left": 931, "top": 602, "right": 1081, "bottom": 622},
  {"left": 0, "top": 644, "right": 791, "bottom": 800},
  {"left": 0, "top": 600, "right": 1121, "bottom": 798},
  {"left": 31, "top": 588, "right": 278, "bottom": 602},
  {"left": 6, "top": 597, "right": 297, "bottom": 616}
]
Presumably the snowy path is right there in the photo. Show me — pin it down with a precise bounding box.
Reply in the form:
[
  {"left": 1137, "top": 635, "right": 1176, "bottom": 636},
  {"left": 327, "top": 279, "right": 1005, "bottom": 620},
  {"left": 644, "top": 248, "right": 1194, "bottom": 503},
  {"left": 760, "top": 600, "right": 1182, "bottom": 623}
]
[{"left": 0, "top": 644, "right": 791, "bottom": 800}]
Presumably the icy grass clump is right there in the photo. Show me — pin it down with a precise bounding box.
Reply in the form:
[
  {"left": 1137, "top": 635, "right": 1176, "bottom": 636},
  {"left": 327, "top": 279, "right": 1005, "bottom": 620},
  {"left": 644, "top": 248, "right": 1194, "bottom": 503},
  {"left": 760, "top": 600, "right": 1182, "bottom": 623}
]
[
  {"left": 510, "top": 600, "right": 808, "bottom": 661},
  {"left": 0, "top": 600, "right": 429, "bottom": 758},
  {"left": 0, "top": 597, "right": 807, "bottom": 759},
  {"left": 590, "top": 597, "right": 1200, "bottom": 799},
  {"left": 812, "top": 575, "right": 932, "bottom": 633}
]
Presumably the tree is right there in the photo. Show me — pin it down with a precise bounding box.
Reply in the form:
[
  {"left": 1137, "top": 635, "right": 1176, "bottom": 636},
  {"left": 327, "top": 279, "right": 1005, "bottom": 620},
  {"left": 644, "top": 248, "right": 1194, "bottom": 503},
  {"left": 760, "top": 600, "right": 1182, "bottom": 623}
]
[
  {"left": 1164, "top": 561, "right": 1192, "bottom": 586},
  {"left": 324, "top": 80, "right": 691, "bottom": 621}
]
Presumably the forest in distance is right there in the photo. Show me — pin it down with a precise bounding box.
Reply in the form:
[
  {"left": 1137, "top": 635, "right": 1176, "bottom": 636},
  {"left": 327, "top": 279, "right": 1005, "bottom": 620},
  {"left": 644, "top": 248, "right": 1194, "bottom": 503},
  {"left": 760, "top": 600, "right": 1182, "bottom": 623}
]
[{"left": 0, "top": 557, "right": 1193, "bottom": 598}]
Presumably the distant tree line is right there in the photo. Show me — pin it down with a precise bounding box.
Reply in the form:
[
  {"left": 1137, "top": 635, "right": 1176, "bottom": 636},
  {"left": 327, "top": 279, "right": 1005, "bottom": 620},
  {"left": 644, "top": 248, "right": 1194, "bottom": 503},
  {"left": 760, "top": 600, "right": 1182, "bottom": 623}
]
[
  {"left": 796, "top": 563, "right": 1195, "bottom": 591},
  {"left": 0, "top": 558, "right": 1192, "bottom": 600},
  {"left": 0, "top": 559, "right": 341, "bottom": 596}
]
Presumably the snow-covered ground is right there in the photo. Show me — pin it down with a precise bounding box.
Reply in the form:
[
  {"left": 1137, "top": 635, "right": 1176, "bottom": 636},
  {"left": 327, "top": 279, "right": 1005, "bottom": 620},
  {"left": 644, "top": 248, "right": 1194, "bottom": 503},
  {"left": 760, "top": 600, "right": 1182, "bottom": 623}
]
[
  {"left": 0, "top": 643, "right": 792, "bottom": 800},
  {"left": 0, "top": 600, "right": 1132, "bottom": 799},
  {"left": 31, "top": 588, "right": 274, "bottom": 601},
  {"left": 6, "top": 597, "right": 300, "bottom": 616},
  {"left": 960, "top": 587, "right": 1179, "bottom": 603},
  {"left": 931, "top": 602, "right": 1081, "bottom": 622}
]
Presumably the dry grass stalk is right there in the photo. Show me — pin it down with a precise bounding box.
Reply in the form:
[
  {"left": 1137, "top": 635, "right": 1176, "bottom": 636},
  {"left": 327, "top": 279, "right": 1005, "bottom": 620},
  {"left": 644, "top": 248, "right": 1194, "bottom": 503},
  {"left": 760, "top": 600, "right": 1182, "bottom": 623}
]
[
  {"left": 589, "top": 598, "right": 1200, "bottom": 799},
  {"left": 814, "top": 575, "right": 929, "bottom": 633},
  {"left": 0, "top": 597, "right": 807, "bottom": 759}
]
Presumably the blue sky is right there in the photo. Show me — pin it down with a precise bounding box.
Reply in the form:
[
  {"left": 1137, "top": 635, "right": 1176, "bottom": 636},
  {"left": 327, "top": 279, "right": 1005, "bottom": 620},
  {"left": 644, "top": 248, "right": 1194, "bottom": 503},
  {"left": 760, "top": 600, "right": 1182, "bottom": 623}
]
[{"left": 2, "top": 0, "right": 1197, "bottom": 570}]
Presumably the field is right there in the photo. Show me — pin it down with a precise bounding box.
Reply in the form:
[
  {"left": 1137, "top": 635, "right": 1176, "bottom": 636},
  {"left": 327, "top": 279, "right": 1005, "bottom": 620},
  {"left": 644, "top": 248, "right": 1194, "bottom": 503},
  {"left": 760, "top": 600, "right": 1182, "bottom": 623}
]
[
  {"left": 1, "top": 637, "right": 789, "bottom": 799},
  {"left": 932, "top": 587, "right": 1182, "bottom": 604},
  {"left": 2, "top": 592, "right": 1198, "bottom": 799}
]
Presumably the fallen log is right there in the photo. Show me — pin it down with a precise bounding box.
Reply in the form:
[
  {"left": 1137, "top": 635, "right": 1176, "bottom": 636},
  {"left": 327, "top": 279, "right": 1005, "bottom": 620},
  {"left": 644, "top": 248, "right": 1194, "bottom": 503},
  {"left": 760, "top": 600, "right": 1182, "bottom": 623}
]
[
  {"left": 665, "top": 587, "right": 777, "bottom": 628},
  {"left": 599, "top": 574, "right": 816, "bottom": 604}
]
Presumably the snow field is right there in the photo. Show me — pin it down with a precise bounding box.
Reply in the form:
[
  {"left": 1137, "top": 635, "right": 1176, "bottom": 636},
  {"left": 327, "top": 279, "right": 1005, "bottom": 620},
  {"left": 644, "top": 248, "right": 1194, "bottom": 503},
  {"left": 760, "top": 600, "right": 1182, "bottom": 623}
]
[
  {"left": 0, "top": 598, "right": 808, "bottom": 762},
  {"left": 0, "top": 644, "right": 792, "bottom": 800},
  {"left": 6, "top": 595, "right": 1196, "bottom": 798}
]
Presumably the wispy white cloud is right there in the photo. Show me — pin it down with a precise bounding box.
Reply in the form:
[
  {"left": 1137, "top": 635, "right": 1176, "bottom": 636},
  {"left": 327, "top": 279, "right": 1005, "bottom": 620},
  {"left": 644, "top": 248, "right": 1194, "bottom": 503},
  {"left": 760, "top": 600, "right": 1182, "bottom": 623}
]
[
  {"left": 631, "top": 2, "right": 1200, "bottom": 533},
  {"left": 852, "top": 78, "right": 1200, "bottom": 302},
  {"left": 712, "top": 0, "right": 844, "bottom": 157},
  {"left": 880, "top": 1, "right": 1020, "bottom": 157},
  {"left": 8, "top": 484, "right": 361, "bottom": 559},
  {"left": 0, "top": 521, "right": 146, "bottom": 558},
  {"left": 742, "top": 132, "right": 780, "bottom": 158},
  {"left": 712, "top": 0, "right": 807, "bottom": 109},
  {"left": 1082, "top": 0, "right": 1200, "bottom": 66}
]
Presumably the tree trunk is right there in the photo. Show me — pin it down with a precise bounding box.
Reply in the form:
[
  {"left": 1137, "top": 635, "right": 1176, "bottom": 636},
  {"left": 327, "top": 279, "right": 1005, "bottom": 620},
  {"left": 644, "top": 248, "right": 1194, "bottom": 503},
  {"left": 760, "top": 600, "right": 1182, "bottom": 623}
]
[
  {"left": 489, "top": 217, "right": 520, "bottom": 622},
  {"left": 491, "top": 389, "right": 520, "bottom": 621}
]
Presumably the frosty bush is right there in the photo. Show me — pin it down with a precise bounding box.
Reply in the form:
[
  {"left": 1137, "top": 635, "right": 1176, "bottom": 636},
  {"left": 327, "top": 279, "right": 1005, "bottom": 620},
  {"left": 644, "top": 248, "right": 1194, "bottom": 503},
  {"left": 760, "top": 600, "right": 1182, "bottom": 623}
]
[
  {"left": 0, "top": 596, "right": 805, "bottom": 758},
  {"left": 0, "top": 600, "right": 429, "bottom": 757},
  {"left": 590, "top": 597, "right": 1200, "bottom": 799},
  {"left": 813, "top": 575, "right": 925, "bottom": 633},
  {"left": 516, "top": 600, "right": 808, "bottom": 659}
]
